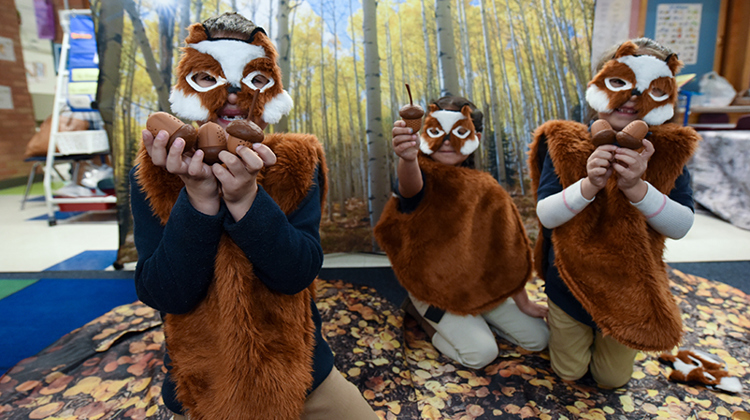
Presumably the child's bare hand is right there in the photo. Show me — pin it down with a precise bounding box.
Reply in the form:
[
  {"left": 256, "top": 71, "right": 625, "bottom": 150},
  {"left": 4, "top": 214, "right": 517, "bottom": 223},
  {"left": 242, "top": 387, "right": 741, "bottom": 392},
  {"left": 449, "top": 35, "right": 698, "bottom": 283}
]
[
  {"left": 214, "top": 143, "right": 276, "bottom": 221},
  {"left": 614, "top": 139, "right": 654, "bottom": 190},
  {"left": 586, "top": 144, "right": 617, "bottom": 190},
  {"left": 392, "top": 120, "right": 419, "bottom": 161},
  {"left": 512, "top": 289, "right": 549, "bottom": 319},
  {"left": 142, "top": 129, "right": 220, "bottom": 214}
]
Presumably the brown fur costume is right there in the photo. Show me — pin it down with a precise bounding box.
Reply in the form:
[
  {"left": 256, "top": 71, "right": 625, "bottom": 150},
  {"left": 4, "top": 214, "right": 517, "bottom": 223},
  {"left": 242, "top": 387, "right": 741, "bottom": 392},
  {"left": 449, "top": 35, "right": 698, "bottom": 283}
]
[
  {"left": 374, "top": 156, "right": 532, "bottom": 315},
  {"left": 134, "top": 133, "right": 328, "bottom": 420},
  {"left": 528, "top": 120, "right": 699, "bottom": 351}
]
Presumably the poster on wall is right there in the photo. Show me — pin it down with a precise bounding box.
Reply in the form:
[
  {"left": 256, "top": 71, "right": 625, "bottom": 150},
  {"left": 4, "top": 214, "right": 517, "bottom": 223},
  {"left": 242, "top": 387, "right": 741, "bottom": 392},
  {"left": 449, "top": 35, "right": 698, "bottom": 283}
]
[
  {"left": 654, "top": 3, "right": 702, "bottom": 65},
  {"left": 0, "top": 36, "right": 16, "bottom": 62}
]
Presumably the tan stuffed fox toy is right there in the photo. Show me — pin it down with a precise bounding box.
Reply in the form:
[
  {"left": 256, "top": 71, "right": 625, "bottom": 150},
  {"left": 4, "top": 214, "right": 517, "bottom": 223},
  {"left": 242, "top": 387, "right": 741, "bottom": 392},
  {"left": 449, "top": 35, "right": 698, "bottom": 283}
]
[{"left": 659, "top": 349, "right": 743, "bottom": 393}]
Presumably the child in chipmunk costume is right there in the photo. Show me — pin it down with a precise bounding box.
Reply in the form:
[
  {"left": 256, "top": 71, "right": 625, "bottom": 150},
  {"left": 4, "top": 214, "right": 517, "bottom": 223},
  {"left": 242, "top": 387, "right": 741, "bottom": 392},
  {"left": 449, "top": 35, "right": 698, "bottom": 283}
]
[
  {"left": 375, "top": 96, "right": 549, "bottom": 369},
  {"left": 129, "top": 13, "right": 376, "bottom": 420},
  {"left": 529, "top": 38, "right": 700, "bottom": 388}
]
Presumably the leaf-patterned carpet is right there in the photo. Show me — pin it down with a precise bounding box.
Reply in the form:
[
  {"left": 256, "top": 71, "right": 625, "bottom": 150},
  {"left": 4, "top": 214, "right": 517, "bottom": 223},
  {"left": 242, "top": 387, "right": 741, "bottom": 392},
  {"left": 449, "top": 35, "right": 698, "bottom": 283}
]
[{"left": 1, "top": 268, "right": 748, "bottom": 419}]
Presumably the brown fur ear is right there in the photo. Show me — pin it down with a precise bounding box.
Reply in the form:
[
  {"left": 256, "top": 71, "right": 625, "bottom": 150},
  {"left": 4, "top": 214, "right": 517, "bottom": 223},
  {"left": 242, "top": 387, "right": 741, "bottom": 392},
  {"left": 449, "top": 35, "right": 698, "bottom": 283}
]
[
  {"left": 428, "top": 103, "right": 440, "bottom": 113},
  {"left": 613, "top": 41, "right": 638, "bottom": 59},
  {"left": 460, "top": 104, "right": 472, "bottom": 118},
  {"left": 184, "top": 23, "right": 208, "bottom": 44},
  {"left": 665, "top": 53, "right": 684, "bottom": 76}
]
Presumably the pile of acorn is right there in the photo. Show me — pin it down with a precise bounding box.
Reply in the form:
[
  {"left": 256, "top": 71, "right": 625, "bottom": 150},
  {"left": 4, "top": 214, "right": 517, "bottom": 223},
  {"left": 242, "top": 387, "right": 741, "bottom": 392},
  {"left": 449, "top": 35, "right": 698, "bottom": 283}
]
[{"left": 145, "top": 91, "right": 265, "bottom": 165}]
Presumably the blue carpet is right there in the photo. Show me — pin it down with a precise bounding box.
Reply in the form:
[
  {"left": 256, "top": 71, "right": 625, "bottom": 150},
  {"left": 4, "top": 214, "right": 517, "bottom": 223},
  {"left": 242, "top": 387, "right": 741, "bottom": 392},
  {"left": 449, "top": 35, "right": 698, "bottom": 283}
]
[
  {"left": 44, "top": 250, "right": 118, "bottom": 271},
  {"left": 0, "top": 250, "right": 134, "bottom": 375}
]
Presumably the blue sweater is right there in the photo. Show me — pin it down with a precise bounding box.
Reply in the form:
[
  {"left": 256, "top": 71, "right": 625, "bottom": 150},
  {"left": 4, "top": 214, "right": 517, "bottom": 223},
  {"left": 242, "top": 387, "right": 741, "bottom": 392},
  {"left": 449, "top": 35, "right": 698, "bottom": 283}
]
[
  {"left": 536, "top": 152, "right": 694, "bottom": 328},
  {"left": 129, "top": 166, "right": 333, "bottom": 414}
]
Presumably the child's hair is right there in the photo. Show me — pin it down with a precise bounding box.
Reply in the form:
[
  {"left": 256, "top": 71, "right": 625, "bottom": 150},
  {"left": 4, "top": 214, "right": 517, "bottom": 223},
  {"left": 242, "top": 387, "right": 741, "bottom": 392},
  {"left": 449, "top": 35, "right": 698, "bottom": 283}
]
[
  {"left": 587, "top": 37, "right": 680, "bottom": 123},
  {"left": 202, "top": 12, "right": 260, "bottom": 39},
  {"left": 431, "top": 96, "right": 483, "bottom": 169}
]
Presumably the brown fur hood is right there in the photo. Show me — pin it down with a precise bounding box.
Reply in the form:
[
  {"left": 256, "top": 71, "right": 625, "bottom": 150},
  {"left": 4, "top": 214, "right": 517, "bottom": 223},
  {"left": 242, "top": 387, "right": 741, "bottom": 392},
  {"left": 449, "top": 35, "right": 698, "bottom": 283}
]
[
  {"left": 528, "top": 120, "right": 699, "bottom": 351},
  {"left": 374, "top": 156, "right": 532, "bottom": 315},
  {"left": 134, "top": 132, "right": 327, "bottom": 420}
]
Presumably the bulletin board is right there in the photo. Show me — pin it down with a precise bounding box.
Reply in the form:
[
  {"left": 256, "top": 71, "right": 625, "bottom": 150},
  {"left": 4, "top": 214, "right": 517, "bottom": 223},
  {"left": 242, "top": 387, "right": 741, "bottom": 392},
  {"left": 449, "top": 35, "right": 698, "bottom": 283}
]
[{"left": 644, "top": 0, "right": 722, "bottom": 91}]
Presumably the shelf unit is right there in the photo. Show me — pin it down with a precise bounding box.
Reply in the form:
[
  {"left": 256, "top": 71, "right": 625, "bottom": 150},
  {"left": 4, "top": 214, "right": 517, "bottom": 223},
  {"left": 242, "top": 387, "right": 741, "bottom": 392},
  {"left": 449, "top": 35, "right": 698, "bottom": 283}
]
[{"left": 43, "top": 9, "right": 115, "bottom": 226}]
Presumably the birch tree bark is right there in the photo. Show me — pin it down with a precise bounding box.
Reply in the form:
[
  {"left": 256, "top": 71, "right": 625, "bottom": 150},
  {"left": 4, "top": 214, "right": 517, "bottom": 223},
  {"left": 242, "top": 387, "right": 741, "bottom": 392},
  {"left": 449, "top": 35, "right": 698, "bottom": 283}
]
[
  {"left": 541, "top": 0, "right": 571, "bottom": 119},
  {"left": 420, "top": 0, "right": 436, "bottom": 101},
  {"left": 123, "top": 0, "right": 171, "bottom": 112},
  {"left": 363, "top": 0, "right": 388, "bottom": 240},
  {"left": 178, "top": 0, "right": 190, "bottom": 44},
  {"left": 457, "top": 0, "right": 473, "bottom": 100},
  {"left": 435, "top": 0, "right": 460, "bottom": 96},
  {"left": 95, "top": 0, "right": 129, "bottom": 264},
  {"left": 276, "top": 0, "right": 291, "bottom": 132},
  {"left": 157, "top": 4, "right": 175, "bottom": 92},
  {"left": 479, "top": 0, "right": 506, "bottom": 185},
  {"left": 349, "top": 0, "right": 367, "bottom": 200}
]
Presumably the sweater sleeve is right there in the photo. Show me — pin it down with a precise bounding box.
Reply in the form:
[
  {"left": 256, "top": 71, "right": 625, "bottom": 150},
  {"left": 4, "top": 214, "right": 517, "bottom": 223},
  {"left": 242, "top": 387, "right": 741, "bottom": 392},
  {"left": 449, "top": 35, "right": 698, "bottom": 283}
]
[
  {"left": 223, "top": 167, "right": 324, "bottom": 295},
  {"left": 130, "top": 166, "right": 226, "bottom": 314}
]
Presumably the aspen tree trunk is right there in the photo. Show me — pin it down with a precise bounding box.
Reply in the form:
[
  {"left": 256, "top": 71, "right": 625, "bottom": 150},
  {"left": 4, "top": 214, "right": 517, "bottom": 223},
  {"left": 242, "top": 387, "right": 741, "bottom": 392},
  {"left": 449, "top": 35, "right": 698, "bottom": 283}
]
[
  {"left": 268, "top": 0, "right": 274, "bottom": 39},
  {"left": 157, "top": 5, "right": 175, "bottom": 96},
  {"left": 515, "top": 0, "right": 545, "bottom": 124},
  {"left": 123, "top": 0, "right": 171, "bottom": 112},
  {"left": 397, "top": 11, "right": 409, "bottom": 88},
  {"left": 319, "top": 6, "right": 332, "bottom": 220},
  {"left": 488, "top": 0, "right": 518, "bottom": 179},
  {"left": 231, "top": 0, "right": 237, "bottom": 11},
  {"left": 332, "top": 12, "right": 346, "bottom": 216},
  {"left": 349, "top": 0, "right": 367, "bottom": 201},
  {"left": 479, "top": 0, "right": 506, "bottom": 185},
  {"left": 386, "top": 19, "right": 399, "bottom": 124},
  {"left": 531, "top": 6, "right": 559, "bottom": 119},
  {"left": 504, "top": 0, "right": 530, "bottom": 192},
  {"left": 363, "top": 0, "right": 388, "bottom": 241},
  {"left": 578, "top": 0, "right": 592, "bottom": 53},
  {"left": 457, "top": 0, "right": 474, "bottom": 101},
  {"left": 420, "top": 0, "right": 437, "bottom": 102},
  {"left": 194, "top": 0, "right": 203, "bottom": 23},
  {"left": 541, "top": 0, "right": 571, "bottom": 119},
  {"left": 435, "top": 0, "right": 460, "bottom": 96},
  {"left": 96, "top": 0, "right": 129, "bottom": 264},
  {"left": 276, "top": 0, "right": 291, "bottom": 132},
  {"left": 178, "top": 0, "right": 190, "bottom": 44},
  {"left": 549, "top": 0, "right": 585, "bottom": 120}
]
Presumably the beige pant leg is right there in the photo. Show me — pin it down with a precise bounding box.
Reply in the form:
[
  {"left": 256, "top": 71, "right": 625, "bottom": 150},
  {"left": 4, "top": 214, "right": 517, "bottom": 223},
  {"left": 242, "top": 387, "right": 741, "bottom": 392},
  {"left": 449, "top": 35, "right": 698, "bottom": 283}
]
[
  {"left": 410, "top": 294, "right": 499, "bottom": 369},
  {"left": 301, "top": 367, "right": 378, "bottom": 420},
  {"left": 547, "top": 300, "right": 594, "bottom": 381},
  {"left": 590, "top": 331, "right": 638, "bottom": 388},
  {"left": 170, "top": 367, "right": 377, "bottom": 420},
  {"left": 482, "top": 299, "right": 550, "bottom": 351}
]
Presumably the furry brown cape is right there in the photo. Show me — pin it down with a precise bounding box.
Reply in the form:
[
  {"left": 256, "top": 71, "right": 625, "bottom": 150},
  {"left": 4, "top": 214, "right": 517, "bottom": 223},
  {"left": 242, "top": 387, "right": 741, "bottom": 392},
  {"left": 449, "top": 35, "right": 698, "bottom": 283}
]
[
  {"left": 374, "top": 156, "right": 532, "bottom": 315},
  {"left": 134, "top": 133, "right": 328, "bottom": 420},
  {"left": 528, "top": 121, "right": 699, "bottom": 351}
]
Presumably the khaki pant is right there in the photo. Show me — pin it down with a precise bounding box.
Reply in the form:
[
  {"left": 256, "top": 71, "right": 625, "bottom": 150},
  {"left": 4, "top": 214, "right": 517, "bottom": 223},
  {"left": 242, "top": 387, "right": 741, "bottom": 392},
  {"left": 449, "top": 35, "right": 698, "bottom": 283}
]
[
  {"left": 410, "top": 294, "right": 549, "bottom": 369},
  {"left": 547, "top": 301, "right": 637, "bottom": 388},
  {"left": 172, "top": 367, "right": 377, "bottom": 420}
]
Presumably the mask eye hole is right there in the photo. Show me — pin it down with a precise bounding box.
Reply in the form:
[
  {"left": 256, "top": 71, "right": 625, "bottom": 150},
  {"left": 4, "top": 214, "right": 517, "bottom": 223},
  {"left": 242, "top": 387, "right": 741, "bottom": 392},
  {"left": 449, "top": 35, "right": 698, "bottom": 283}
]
[
  {"left": 242, "top": 71, "right": 275, "bottom": 92},
  {"left": 186, "top": 71, "right": 227, "bottom": 92},
  {"left": 604, "top": 77, "right": 633, "bottom": 92},
  {"left": 426, "top": 127, "right": 444, "bottom": 138},
  {"left": 452, "top": 126, "right": 471, "bottom": 139},
  {"left": 649, "top": 87, "right": 669, "bottom": 102}
]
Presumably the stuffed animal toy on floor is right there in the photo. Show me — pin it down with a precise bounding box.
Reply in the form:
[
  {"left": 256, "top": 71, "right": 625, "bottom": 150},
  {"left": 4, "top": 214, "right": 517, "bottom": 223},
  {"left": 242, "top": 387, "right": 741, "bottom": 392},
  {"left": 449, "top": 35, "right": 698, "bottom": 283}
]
[{"left": 658, "top": 349, "right": 743, "bottom": 394}]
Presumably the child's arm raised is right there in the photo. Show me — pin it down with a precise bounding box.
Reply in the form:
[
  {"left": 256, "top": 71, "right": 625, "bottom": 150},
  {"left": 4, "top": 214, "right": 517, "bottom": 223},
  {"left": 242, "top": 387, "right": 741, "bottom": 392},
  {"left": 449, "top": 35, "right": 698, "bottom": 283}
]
[{"left": 392, "top": 120, "right": 423, "bottom": 198}]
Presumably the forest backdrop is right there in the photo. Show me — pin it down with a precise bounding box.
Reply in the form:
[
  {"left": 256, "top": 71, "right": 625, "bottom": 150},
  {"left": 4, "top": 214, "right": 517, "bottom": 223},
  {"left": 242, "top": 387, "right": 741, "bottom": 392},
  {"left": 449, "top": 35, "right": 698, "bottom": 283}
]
[{"left": 89, "top": 0, "right": 595, "bottom": 265}]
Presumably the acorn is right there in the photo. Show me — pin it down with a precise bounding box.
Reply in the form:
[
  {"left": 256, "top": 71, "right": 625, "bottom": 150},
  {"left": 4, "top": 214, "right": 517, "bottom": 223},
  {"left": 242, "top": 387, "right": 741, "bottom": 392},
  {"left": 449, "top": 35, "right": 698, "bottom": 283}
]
[
  {"left": 226, "top": 89, "right": 265, "bottom": 151},
  {"left": 590, "top": 119, "right": 616, "bottom": 147},
  {"left": 146, "top": 112, "right": 197, "bottom": 152},
  {"left": 196, "top": 122, "right": 227, "bottom": 165},
  {"left": 226, "top": 120, "right": 265, "bottom": 151},
  {"left": 616, "top": 120, "right": 649, "bottom": 149},
  {"left": 399, "top": 84, "right": 424, "bottom": 133}
]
